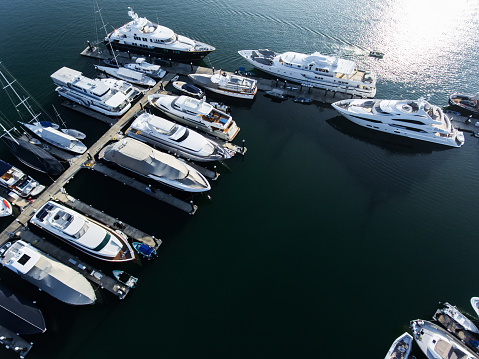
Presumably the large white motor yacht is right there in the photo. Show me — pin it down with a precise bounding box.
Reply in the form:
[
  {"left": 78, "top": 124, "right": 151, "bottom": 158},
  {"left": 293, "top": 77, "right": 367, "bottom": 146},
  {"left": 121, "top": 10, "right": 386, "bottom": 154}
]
[
  {"left": 100, "top": 78, "right": 142, "bottom": 103},
  {"left": 331, "top": 98, "right": 465, "bottom": 147},
  {"left": 51, "top": 67, "right": 131, "bottom": 117},
  {"left": 0, "top": 159, "right": 45, "bottom": 198},
  {"left": 99, "top": 138, "right": 211, "bottom": 192},
  {"left": 94, "top": 65, "right": 156, "bottom": 87},
  {"left": 123, "top": 58, "right": 166, "bottom": 79},
  {"left": 31, "top": 201, "right": 135, "bottom": 263},
  {"left": 148, "top": 94, "right": 240, "bottom": 141},
  {"left": 238, "top": 49, "right": 376, "bottom": 98},
  {"left": 188, "top": 71, "right": 257, "bottom": 99},
  {"left": 0, "top": 240, "right": 96, "bottom": 306},
  {"left": 105, "top": 8, "right": 215, "bottom": 62},
  {"left": 126, "top": 112, "right": 233, "bottom": 162},
  {"left": 411, "top": 320, "right": 478, "bottom": 359}
]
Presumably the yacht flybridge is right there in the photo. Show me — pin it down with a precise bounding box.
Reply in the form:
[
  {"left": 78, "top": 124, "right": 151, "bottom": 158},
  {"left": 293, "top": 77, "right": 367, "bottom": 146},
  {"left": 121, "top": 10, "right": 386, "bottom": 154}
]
[
  {"left": 105, "top": 8, "right": 215, "bottom": 62},
  {"left": 238, "top": 49, "right": 376, "bottom": 98},
  {"left": 51, "top": 67, "right": 131, "bottom": 117},
  {"left": 331, "top": 98, "right": 465, "bottom": 147}
]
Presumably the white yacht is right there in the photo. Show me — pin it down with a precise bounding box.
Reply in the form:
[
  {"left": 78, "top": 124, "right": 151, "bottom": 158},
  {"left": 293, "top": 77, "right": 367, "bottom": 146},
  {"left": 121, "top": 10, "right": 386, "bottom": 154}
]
[
  {"left": 411, "top": 319, "right": 478, "bottom": 359},
  {"left": 126, "top": 112, "right": 233, "bottom": 162},
  {"left": 123, "top": 58, "right": 166, "bottom": 79},
  {"left": 384, "top": 332, "right": 413, "bottom": 359},
  {"left": 148, "top": 94, "right": 240, "bottom": 141},
  {"left": 0, "top": 196, "right": 12, "bottom": 217},
  {"left": 188, "top": 71, "right": 257, "bottom": 99},
  {"left": 99, "top": 138, "right": 211, "bottom": 192},
  {"left": 105, "top": 8, "right": 215, "bottom": 62},
  {"left": 20, "top": 122, "right": 87, "bottom": 154},
  {"left": 100, "top": 77, "right": 142, "bottom": 103},
  {"left": 0, "top": 160, "right": 45, "bottom": 198},
  {"left": 238, "top": 49, "right": 376, "bottom": 98},
  {"left": 51, "top": 67, "right": 131, "bottom": 117},
  {"left": 94, "top": 65, "right": 156, "bottom": 87},
  {"left": 0, "top": 240, "right": 96, "bottom": 306},
  {"left": 331, "top": 98, "right": 465, "bottom": 147},
  {"left": 471, "top": 297, "right": 479, "bottom": 318},
  {"left": 31, "top": 201, "right": 135, "bottom": 263}
]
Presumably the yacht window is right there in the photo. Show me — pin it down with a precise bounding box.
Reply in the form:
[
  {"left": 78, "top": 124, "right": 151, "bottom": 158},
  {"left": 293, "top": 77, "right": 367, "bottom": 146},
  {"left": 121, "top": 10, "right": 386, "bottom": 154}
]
[
  {"left": 18, "top": 254, "right": 31, "bottom": 265},
  {"left": 92, "top": 232, "right": 112, "bottom": 251},
  {"left": 71, "top": 222, "right": 89, "bottom": 239}
]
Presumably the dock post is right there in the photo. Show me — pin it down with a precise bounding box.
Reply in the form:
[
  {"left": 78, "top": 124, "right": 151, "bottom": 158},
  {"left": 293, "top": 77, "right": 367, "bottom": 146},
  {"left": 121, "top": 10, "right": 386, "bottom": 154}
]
[
  {"left": 242, "top": 139, "right": 246, "bottom": 154},
  {"left": 190, "top": 62, "right": 193, "bottom": 71}
]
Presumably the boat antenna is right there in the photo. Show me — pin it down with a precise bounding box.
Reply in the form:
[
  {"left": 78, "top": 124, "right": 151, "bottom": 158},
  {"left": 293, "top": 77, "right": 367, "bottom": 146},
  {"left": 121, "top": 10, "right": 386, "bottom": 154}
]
[
  {"left": 52, "top": 105, "right": 67, "bottom": 128},
  {"left": 95, "top": 0, "right": 120, "bottom": 67},
  {"left": 0, "top": 122, "right": 19, "bottom": 145}
]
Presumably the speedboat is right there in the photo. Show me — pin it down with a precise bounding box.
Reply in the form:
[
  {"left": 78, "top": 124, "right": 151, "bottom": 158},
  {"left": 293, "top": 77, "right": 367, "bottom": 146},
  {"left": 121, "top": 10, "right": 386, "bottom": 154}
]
[
  {"left": 126, "top": 111, "right": 233, "bottom": 162},
  {"left": 123, "top": 58, "right": 166, "bottom": 79},
  {"left": 331, "top": 98, "right": 465, "bottom": 148},
  {"left": 30, "top": 201, "right": 135, "bottom": 263},
  {"left": 238, "top": 49, "right": 376, "bottom": 98},
  {"left": 100, "top": 77, "right": 143, "bottom": 103},
  {"left": 0, "top": 197, "right": 13, "bottom": 217},
  {"left": 411, "top": 319, "right": 478, "bottom": 359},
  {"left": 293, "top": 96, "right": 313, "bottom": 104},
  {"left": 95, "top": 65, "right": 156, "bottom": 87},
  {"left": 188, "top": 71, "right": 257, "bottom": 99},
  {"left": 172, "top": 81, "right": 204, "bottom": 98},
  {"left": 0, "top": 281, "right": 46, "bottom": 334},
  {"left": 0, "top": 240, "right": 96, "bottom": 306},
  {"left": 20, "top": 122, "right": 87, "bottom": 154},
  {"left": 265, "top": 88, "right": 287, "bottom": 100},
  {"left": 112, "top": 270, "right": 138, "bottom": 288},
  {"left": 98, "top": 137, "right": 211, "bottom": 192},
  {"left": 0, "top": 160, "right": 45, "bottom": 198},
  {"left": 105, "top": 8, "right": 215, "bottom": 62},
  {"left": 471, "top": 297, "right": 479, "bottom": 318},
  {"left": 148, "top": 94, "right": 240, "bottom": 141},
  {"left": 449, "top": 93, "right": 479, "bottom": 117},
  {"left": 132, "top": 242, "right": 156, "bottom": 259},
  {"left": 434, "top": 302, "right": 479, "bottom": 334},
  {"left": 384, "top": 332, "right": 413, "bottom": 359},
  {"left": 51, "top": 67, "right": 131, "bottom": 117}
]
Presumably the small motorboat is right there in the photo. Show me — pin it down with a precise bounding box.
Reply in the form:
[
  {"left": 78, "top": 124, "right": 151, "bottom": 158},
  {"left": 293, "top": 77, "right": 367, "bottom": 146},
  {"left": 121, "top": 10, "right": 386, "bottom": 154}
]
[
  {"left": 132, "top": 242, "right": 157, "bottom": 259},
  {"left": 265, "top": 89, "right": 287, "bottom": 100},
  {"left": 210, "top": 101, "right": 231, "bottom": 113},
  {"left": 172, "top": 81, "right": 204, "bottom": 98},
  {"left": 235, "top": 67, "right": 256, "bottom": 77},
  {"left": 435, "top": 302, "right": 479, "bottom": 334},
  {"left": 113, "top": 270, "right": 138, "bottom": 288},
  {"left": 0, "top": 197, "right": 13, "bottom": 217},
  {"left": 293, "top": 96, "right": 313, "bottom": 104},
  {"left": 384, "top": 332, "right": 413, "bottom": 359},
  {"left": 471, "top": 297, "right": 479, "bottom": 318},
  {"left": 369, "top": 50, "right": 385, "bottom": 58}
]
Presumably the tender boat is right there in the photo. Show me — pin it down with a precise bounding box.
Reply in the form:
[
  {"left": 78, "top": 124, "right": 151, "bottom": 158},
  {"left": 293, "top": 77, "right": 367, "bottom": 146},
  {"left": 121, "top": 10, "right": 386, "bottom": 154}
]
[
  {"left": 470, "top": 297, "right": 479, "bottom": 318},
  {"left": 0, "top": 240, "right": 96, "bottom": 306},
  {"left": 188, "top": 71, "right": 257, "bottom": 99},
  {"left": 293, "top": 96, "right": 313, "bottom": 103},
  {"left": 238, "top": 49, "right": 376, "bottom": 98},
  {"left": 100, "top": 77, "right": 143, "bottom": 103},
  {"left": 435, "top": 302, "right": 479, "bottom": 334},
  {"left": 0, "top": 160, "right": 45, "bottom": 198},
  {"left": 265, "top": 88, "right": 287, "bottom": 100},
  {"left": 99, "top": 137, "right": 211, "bottom": 192},
  {"left": 112, "top": 270, "right": 138, "bottom": 288},
  {"left": 148, "top": 94, "right": 240, "bottom": 141},
  {"left": 126, "top": 111, "right": 233, "bottom": 162},
  {"left": 384, "top": 332, "right": 413, "bottom": 359},
  {"left": 132, "top": 242, "right": 156, "bottom": 259},
  {"left": 0, "top": 197, "right": 13, "bottom": 217},
  {"left": 369, "top": 50, "right": 385, "bottom": 58},
  {"left": 105, "top": 8, "right": 215, "bottom": 62},
  {"left": 0, "top": 281, "right": 46, "bottom": 335},
  {"left": 449, "top": 93, "right": 479, "bottom": 118},
  {"left": 94, "top": 65, "right": 156, "bottom": 87},
  {"left": 20, "top": 122, "right": 87, "bottom": 154},
  {"left": 30, "top": 201, "right": 135, "bottom": 263},
  {"left": 411, "top": 319, "right": 479, "bottom": 359},
  {"left": 0, "top": 127, "right": 64, "bottom": 176},
  {"left": 51, "top": 67, "right": 131, "bottom": 117},
  {"left": 123, "top": 57, "right": 166, "bottom": 79},
  {"left": 172, "top": 81, "right": 204, "bottom": 98},
  {"left": 331, "top": 98, "right": 465, "bottom": 147},
  {"left": 210, "top": 102, "right": 231, "bottom": 113}
]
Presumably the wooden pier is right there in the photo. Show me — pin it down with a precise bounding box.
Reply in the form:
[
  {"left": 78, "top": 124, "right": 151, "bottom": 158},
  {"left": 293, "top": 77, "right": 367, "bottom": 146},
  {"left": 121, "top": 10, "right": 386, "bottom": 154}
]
[{"left": 0, "top": 325, "right": 32, "bottom": 358}]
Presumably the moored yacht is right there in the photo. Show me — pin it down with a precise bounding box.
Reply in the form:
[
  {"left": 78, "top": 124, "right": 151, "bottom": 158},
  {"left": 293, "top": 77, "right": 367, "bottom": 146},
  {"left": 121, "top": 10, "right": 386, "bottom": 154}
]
[
  {"left": 411, "top": 319, "right": 478, "bottom": 359},
  {"left": 99, "top": 138, "right": 211, "bottom": 192},
  {"left": 94, "top": 65, "right": 156, "bottom": 87},
  {"left": 384, "top": 332, "right": 413, "bottom": 359},
  {"left": 189, "top": 71, "right": 257, "bottom": 99},
  {"left": 0, "top": 240, "right": 96, "bottom": 306},
  {"left": 123, "top": 58, "right": 166, "bottom": 79},
  {"left": 30, "top": 201, "right": 135, "bottom": 263},
  {"left": 331, "top": 98, "right": 465, "bottom": 147},
  {"left": 449, "top": 93, "right": 479, "bottom": 117},
  {"left": 51, "top": 67, "right": 131, "bottom": 117},
  {"left": 238, "top": 49, "right": 376, "bottom": 98},
  {"left": 126, "top": 111, "right": 233, "bottom": 162},
  {"left": 0, "top": 160, "right": 45, "bottom": 198},
  {"left": 100, "top": 77, "right": 142, "bottom": 103},
  {"left": 105, "top": 8, "right": 215, "bottom": 62},
  {"left": 148, "top": 94, "right": 240, "bottom": 141}
]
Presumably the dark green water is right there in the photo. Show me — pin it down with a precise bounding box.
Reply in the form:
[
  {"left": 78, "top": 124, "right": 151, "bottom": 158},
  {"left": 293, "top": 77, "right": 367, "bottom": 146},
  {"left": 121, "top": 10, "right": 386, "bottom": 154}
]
[{"left": 1, "top": 0, "right": 479, "bottom": 358}]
